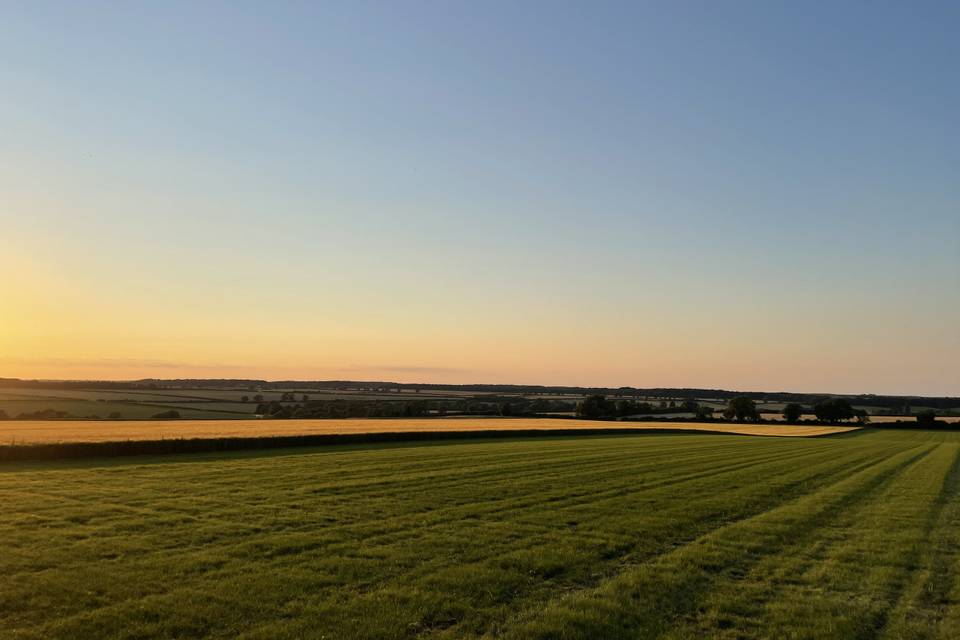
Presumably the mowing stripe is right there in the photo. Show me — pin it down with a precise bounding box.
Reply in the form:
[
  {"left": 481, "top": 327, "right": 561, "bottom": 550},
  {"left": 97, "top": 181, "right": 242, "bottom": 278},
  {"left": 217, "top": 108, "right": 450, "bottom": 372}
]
[{"left": 499, "top": 444, "right": 934, "bottom": 639}]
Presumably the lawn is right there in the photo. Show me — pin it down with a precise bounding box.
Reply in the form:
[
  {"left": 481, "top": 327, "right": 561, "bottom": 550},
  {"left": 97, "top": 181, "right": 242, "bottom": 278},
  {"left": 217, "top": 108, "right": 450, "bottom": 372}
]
[{"left": 2, "top": 429, "right": 959, "bottom": 639}]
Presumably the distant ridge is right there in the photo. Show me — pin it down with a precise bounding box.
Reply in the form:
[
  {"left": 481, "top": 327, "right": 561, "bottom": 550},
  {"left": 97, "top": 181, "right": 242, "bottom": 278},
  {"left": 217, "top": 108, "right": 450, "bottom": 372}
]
[{"left": 0, "top": 378, "right": 956, "bottom": 410}]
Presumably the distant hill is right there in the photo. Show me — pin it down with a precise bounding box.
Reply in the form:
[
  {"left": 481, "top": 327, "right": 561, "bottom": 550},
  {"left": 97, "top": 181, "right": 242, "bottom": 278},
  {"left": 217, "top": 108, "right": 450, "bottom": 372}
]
[{"left": 0, "top": 378, "right": 957, "bottom": 410}]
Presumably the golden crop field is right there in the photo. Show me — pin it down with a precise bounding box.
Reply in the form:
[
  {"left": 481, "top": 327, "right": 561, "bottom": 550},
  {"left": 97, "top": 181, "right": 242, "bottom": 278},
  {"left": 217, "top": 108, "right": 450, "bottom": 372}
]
[{"left": 0, "top": 417, "right": 859, "bottom": 445}]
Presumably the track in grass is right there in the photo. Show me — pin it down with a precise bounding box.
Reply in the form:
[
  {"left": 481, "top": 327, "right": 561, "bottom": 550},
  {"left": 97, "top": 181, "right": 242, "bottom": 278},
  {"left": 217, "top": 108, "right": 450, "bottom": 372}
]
[{"left": 2, "top": 429, "right": 958, "bottom": 639}]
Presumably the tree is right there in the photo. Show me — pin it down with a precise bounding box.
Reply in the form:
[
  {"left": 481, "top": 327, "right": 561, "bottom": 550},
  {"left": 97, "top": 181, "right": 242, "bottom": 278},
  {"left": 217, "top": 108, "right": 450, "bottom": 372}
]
[
  {"left": 577, "top": 395, "right": 610, "bottom": 418},
  {"left": 301, "top": 394, "right": 309, "bottom": 402},
  {"left": 150, "top": 410, "right": 181, "bottom": 419},
  {"left": 253, "top": 394, "right": 264, "bottom": 403},
  {"left": 695, "top": 405, "right": 715, "bottom": 420},
  {"left": 681, "top": 400, "right": 700, "bottom": 412},
  {"left": 499, "top": 402, "right": 513, "bottom": 416},
  {"left": 0, "top": 409, "right": 7, "bottom": 420},
  {"left": 782, "top": 403, "right": 804, "bottom": 423},
  {"left": 814, "top": 398, "right": 855, "bottom": 422},
  {"left": 917, "top": 410, "right": 937, "bottom": 426},
  {"left": 724, "top": 396, "right": 759, "bottom": 422},
  {"left": 615, "top": 399, "right": 637, "bottom": 416},
  {"left": 108, "top": 411, "right": 123, "bottom": 420},
  {"left": 241, "top": 395, "right": 249, "bottom": 402}
]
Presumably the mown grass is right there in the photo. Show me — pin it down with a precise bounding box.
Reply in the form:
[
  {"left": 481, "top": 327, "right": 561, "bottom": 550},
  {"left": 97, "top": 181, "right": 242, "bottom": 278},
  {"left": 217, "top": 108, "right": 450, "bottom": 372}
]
[{"left": 2, "top": 430, "right": 960, "bottom": 639}]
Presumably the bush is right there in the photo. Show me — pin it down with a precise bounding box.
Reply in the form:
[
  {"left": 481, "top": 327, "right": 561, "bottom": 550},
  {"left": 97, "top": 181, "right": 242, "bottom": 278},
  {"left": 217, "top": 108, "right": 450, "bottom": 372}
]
[
  {"left": 150, "top": 410, "right": 181, "bottom": 419},
  {"left": 576, "top": 395, "right": 611, "bottom": 418}
]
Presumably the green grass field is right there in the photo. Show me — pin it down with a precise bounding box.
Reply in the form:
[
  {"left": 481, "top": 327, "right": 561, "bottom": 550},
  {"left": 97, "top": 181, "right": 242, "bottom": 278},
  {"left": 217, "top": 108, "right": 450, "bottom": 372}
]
[{"left": 3, "top": 429, "right": 960, "bottom": 639}]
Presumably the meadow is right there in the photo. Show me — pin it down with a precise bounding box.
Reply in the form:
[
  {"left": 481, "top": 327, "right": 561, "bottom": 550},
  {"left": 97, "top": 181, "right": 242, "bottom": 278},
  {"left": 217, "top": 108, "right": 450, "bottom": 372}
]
[{"left": 3, "top": 428, "right": 960, "bottom": 639}]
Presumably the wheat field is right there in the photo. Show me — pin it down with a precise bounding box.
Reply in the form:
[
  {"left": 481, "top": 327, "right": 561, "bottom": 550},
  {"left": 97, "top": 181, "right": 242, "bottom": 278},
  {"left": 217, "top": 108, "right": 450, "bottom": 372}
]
[{"left": 0, "top": 417, "right": 859, "bottom": 445}]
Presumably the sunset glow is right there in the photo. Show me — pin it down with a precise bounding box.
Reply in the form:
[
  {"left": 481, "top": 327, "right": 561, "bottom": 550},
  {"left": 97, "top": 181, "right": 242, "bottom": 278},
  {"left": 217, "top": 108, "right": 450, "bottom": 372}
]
[{"left": 1, "top": 2, "right": 957, "bottom": 395}]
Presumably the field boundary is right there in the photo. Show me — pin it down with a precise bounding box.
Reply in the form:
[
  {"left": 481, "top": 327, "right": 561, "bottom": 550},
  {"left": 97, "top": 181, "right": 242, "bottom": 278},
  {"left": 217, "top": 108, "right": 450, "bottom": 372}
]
[{"left": 0, "top": 426, "right": 861, "bottom": 462}]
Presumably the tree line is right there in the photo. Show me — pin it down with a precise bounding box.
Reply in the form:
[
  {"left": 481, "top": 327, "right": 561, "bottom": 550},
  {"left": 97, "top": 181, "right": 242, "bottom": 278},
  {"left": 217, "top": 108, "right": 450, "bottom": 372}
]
[
  {"left": 254, "top": 396, "right": 578, "bottom": 419},
  {"left": 575, "top": 395, "right": 875, "bottom": 424},
  {"left": 4, "top": 378, "right": 956, "bottom": 411}
]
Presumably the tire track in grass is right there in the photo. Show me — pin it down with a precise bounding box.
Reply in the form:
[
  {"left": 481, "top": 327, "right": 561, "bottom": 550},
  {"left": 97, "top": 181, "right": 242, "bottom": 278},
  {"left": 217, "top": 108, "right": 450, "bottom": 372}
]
[
  {"left": 0, "top": 437, "right": 843, "bottom": 604},
  {"left": 497, "top": 444, "right": 934, "bottom": 640},
  {"left": 2, "top": 439, "right": 901, "bottom": 639},
  {"left": 244, "top": 442, "right": 915, "bottom": 639},
  {"left": 760, "top": 441, "right": 958, "bottom": 639},
  {"left": 936, "top": 522, "right": 960, "bottom": 637},
  {"left": 239, "top": 439, "right": 890, "bottom": 585},
  {"left": 657, "top": 442, "right": 960, "bottom": 639},
  {"left": 1, "top": 439, "right": 833, "bottom": 633},
  {"left": 20, "top": 441, "right": 884, "bottom": 640},
  {"left": 880, "top": 443, "right": 960, "bottom": 640},
  {"left": 0, "top": 437, "right": 914, "bottom": 639}
]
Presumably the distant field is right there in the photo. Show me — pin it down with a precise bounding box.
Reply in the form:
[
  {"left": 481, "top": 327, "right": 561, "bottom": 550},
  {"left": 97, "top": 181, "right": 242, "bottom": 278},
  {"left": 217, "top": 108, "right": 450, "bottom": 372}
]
[
  {"left": 0, "top": 417, "right": 859, "bottom": 445},
  {"left": 0, "top": 389, "right": 257, "bottom": 420},
  {"left": 0, "top": 389, "right": 186, "bottom": 402},
  {"left": 758, "top": 412, "right": 960, "bottom": 424},
  {"left": 859, "top": 414, "right": 960, "bottom": 424},
  {"left": 3, "top": 429, "right": 960, "bottom": 639},
  {"left": 0, "top": 387, "right": 479, "bottom": 420},
  {"left": 0, "top": 399, "right": 245, "bottom": 421}
]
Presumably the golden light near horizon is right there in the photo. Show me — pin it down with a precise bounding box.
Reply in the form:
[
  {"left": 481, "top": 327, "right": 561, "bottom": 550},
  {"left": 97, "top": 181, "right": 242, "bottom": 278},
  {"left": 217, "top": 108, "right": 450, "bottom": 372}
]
[{"left": 1, "top": 2, "right": 957, "bottom": 397}]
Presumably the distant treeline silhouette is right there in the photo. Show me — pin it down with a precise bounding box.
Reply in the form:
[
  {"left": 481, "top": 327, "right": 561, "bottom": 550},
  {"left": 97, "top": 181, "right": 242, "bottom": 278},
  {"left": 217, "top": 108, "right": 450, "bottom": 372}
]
[
  {"left": 575, "top": 395, "right": 875, "bottom": 425},
  {"left": 254, "top": 397, "right": 576, "bottom": 419},
  {"left": 2, "top": 378, "right": 956, "bottom": 410}
]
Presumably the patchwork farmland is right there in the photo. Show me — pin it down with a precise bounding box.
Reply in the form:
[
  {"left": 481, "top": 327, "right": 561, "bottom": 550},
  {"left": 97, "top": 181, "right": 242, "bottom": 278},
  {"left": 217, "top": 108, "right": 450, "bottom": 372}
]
[{"left": 3, "top": 428, "right": 960, "bottom": 639}]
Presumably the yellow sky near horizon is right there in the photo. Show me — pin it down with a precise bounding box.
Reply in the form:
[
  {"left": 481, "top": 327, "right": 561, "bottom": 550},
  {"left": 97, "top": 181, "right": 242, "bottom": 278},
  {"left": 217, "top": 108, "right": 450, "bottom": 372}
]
[{"left": 3, "top": 240, "right": 956, "bottom": 394}]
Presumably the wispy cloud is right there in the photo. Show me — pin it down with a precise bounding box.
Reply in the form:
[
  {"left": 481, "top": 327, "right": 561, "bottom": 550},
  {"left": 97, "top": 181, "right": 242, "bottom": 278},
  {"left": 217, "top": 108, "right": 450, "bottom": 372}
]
[
  {"left": 0, "top": 357, "right": 246, "bottom": 371},
  {"left": 337, "top": 365, "right": 478, "bottom": 375}
]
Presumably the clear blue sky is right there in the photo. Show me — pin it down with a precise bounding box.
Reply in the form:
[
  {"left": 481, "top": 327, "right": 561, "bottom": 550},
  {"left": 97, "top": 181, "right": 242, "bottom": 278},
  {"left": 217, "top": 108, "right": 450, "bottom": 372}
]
[{"left": 1, "top": 1, "right": 957, "bottom": 395}]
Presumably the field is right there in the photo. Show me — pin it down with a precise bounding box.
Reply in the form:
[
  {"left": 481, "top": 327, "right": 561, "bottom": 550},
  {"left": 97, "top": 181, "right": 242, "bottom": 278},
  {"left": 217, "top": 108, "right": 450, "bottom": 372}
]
[
  {"left": 0, "top": 387, "right": 485, "bottom": 421},
  {"left": 0, "top": 417, "right": 859, "bottom": 445},
  {"left": 3, "top": 386, "right": 955, "bottom": 427},
  {"left": 0, "top": 390, "right": 258, "bottom": 420},
  {"left": 4, "top": 428, "right": 960, "bottom": 639}
]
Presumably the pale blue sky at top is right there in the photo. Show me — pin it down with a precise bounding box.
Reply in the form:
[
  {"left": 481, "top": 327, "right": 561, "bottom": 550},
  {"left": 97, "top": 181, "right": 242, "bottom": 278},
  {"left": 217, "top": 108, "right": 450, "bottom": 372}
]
[{"left": 1, "top": 1, "right": 957, "bottom": 395}]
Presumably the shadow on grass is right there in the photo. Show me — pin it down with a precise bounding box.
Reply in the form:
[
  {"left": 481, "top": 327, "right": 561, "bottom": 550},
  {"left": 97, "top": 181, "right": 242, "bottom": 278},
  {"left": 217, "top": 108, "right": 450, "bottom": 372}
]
[{"left": 0, "top": 427, "right": 835, "bottom": 471}]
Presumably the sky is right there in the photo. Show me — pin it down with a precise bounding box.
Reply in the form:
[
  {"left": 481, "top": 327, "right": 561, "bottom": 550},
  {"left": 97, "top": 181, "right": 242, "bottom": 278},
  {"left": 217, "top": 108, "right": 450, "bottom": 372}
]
[{"left": 1, "top": 1, "right": 957, "bottom": 395}]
